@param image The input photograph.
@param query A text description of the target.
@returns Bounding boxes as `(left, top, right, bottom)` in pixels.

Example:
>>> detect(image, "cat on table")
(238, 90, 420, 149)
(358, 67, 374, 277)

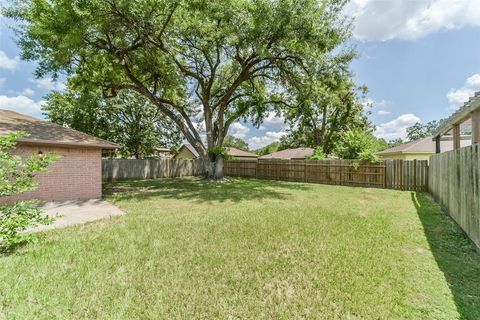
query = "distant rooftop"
(377, 136, 471, 155)
(181, 144, 200, 158)
(226, 147, 258, 158)
(0, 109, 119, 149)
(259, 147, 314, 160)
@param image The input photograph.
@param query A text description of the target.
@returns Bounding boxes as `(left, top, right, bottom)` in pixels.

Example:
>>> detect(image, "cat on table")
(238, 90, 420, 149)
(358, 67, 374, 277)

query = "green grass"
(1, 178, 480, 319)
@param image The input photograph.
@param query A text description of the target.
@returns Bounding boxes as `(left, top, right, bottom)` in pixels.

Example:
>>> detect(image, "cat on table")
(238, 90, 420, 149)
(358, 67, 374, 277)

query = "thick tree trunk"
(213, 154, 224, 180)
(202, 154, 224, 180)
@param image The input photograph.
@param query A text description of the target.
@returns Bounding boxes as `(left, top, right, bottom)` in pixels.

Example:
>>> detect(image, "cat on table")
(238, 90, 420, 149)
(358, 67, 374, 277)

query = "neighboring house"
(226, 147, 258, 160)
(174, 144, 199, 159)
(259, 147, 314, 160)
(0, 109, 119, 202)
(377, 136, 471, 161)
(153, 147, 173, 158)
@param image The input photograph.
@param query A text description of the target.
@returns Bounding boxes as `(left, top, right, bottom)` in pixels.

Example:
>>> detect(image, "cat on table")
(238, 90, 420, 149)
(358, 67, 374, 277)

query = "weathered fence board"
(102, 158, 206, 181)
(429, 144, 480, 249)
(224, 159, 428, 190)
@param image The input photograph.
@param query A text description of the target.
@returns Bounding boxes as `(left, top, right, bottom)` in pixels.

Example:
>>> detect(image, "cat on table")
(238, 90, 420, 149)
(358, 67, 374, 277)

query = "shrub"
(334, 129, 380, 162)
(308, 147, 327, 160)
(0, 132, 58, 251)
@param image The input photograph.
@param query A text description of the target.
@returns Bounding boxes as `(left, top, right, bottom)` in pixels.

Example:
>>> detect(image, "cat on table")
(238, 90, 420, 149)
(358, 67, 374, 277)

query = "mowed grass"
(1, 178, 480, 319)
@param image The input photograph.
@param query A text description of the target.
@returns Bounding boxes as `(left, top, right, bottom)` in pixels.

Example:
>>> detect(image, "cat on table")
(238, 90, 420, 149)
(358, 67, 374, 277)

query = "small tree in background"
(0, 133, 58, 251)
(406, 119, 445, 141)
(334, 129, 381, 162)
(223, 136, 250, 151)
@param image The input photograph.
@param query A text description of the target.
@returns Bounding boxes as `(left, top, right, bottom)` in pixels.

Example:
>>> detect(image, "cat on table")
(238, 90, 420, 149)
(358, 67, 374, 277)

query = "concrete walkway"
(28, 199, 125, 233)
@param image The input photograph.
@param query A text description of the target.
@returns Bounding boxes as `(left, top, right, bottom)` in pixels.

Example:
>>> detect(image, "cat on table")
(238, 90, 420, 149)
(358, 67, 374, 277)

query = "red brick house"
(0, 109, 118, 202)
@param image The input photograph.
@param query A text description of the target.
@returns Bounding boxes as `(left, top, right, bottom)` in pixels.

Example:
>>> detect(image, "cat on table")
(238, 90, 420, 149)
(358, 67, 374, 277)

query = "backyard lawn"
(1, 178, 479, 319)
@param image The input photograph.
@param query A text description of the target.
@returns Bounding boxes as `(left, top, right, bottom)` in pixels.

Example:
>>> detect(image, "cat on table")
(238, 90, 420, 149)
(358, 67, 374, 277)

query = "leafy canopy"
(5, 0, 354, 162)
(222, 135, 249, 151)
(406, 119, 445, 141)
(43, 81, 182, 159)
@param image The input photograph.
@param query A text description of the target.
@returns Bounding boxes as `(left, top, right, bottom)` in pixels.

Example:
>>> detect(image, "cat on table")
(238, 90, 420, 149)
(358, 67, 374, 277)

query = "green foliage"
(223, 136, 249, 151)
(282, 81, 374, 154)
(308, 147, 327, 160)
(406, 119, 445, 141)
(334, 129, 380, 162)
(388, 138, 404, 148)
(0, 133, 58, 250)
(43, 84, 182, 159)
(208, 146, 226, 156)
(5, 0, 356, 176)
(255, 142, 280, 156)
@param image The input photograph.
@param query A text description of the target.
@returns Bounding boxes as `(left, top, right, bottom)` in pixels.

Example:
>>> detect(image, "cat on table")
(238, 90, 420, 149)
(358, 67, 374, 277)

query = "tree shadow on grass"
(411, 192, 480, 319)
(104, 177, 310, 203)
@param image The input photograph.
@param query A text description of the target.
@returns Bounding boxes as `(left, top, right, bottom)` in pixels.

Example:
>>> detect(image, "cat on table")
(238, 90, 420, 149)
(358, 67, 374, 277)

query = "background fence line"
(102, 158, 206, 181)
(224, 159, 428, 191)
(102, 158, 428, 191)
(429, 144, 480, 250)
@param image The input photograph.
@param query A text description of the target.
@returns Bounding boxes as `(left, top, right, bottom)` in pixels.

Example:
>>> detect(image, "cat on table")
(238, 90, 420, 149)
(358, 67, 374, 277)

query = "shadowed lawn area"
(1, 177, 479, 319)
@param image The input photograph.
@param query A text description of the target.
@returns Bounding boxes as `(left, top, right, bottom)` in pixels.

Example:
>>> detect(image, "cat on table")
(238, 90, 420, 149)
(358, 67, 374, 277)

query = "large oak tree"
(6, 0, 355, 179)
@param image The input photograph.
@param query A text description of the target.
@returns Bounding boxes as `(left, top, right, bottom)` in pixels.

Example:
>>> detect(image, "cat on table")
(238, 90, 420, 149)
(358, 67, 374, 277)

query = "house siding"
(1, 144, 102, 203)
(174, 147, 197, 159)
(378, 153, 432, 161)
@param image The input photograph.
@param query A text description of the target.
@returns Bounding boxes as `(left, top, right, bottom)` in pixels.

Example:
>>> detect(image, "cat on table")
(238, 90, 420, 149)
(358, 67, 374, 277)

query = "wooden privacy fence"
(224, 159, 428, 191)
(102, 158, 206, 181)
(429, 144, 480, 249)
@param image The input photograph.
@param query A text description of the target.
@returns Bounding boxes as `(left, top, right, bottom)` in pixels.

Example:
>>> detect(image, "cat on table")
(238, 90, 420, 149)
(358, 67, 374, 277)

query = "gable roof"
(0, 109, 119, 149)
(226, 147, 258, 158)
(259, 147, 314, 160)
(377, 136, 471, 155)
(179, 144, 200, 158)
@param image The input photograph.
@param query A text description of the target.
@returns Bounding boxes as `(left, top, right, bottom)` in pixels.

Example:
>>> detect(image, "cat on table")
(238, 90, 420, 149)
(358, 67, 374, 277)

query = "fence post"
(383, 161, 387, 189)
(413, 159, 417, 191)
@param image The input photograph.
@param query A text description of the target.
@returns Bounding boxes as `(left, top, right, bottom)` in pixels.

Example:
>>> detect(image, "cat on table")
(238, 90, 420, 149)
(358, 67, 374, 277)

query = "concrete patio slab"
(28, 199, 125, 232)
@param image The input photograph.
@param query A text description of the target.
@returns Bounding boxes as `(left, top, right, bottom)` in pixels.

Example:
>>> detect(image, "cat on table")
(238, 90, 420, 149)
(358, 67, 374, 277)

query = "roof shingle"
(0, 109, 119, 149)
(259, 147, 314, 160)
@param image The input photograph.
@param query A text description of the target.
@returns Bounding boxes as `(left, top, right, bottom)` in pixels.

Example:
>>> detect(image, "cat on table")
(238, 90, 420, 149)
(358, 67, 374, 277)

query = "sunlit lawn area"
(1, 178, 479, 319)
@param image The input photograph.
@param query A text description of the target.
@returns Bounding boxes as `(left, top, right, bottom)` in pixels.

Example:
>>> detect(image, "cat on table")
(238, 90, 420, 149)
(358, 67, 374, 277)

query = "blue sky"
(1, 0, 479, 149)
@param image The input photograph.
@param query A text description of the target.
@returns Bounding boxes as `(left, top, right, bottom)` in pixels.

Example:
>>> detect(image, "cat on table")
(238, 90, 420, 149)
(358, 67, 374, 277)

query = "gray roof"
(0, 109, 119, 149)
(226, 147, 258, 158)
(377, 136, 471, 155)
(259, 147, 314, 160)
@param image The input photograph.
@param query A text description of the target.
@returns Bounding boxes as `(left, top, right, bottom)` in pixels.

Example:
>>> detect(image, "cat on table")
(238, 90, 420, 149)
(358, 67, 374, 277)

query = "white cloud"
(21, 88, 35, 97)
(0, 51, 19, 70)
(0, 95, 45, 117)
(31, 77, 66, 91)
(248, 131, 286, 150)
(375, 113, 420, 140)
(447, 74, 480, 109)
(264, 111, 285, 125)
(346, 0, 480, 41)
(377, 110, 391, 116)
(229, 122, 250, 139)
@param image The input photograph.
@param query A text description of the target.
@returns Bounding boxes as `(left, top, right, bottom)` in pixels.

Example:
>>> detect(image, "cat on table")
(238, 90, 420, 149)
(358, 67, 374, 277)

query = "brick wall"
(1, 144, 102, 203)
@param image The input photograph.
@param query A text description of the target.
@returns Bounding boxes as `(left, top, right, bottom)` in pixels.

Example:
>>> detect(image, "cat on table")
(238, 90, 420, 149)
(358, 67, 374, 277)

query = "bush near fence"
(429, 144, 480, 250)
(224, 159, 428, 191)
